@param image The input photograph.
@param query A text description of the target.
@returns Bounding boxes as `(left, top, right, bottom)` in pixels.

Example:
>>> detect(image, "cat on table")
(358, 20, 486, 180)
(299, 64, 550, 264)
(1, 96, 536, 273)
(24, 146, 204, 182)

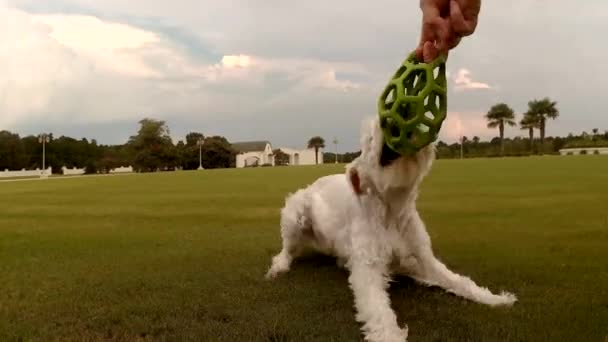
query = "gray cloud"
(2, 0, 607, 152)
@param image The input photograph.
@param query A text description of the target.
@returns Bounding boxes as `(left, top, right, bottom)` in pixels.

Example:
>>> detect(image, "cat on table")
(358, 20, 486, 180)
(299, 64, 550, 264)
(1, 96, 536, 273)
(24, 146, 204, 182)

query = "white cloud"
(3, 0, 607, 150)
(31, 13, 161, 77)
(221, 54, 251, 68)
(453, 68, 491, 91)
(439, 112, 491, 142)
(0, 6, 369, 134)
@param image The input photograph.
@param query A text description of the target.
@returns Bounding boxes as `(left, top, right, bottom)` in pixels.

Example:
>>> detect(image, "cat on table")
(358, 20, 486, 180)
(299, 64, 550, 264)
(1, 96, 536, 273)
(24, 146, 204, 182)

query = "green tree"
(84, 160, 98, 174)
(200, 136, 236, 169)
(520, 112, 540, 152)
(0, 131, 26, 170)
(185, 132, 205, 147)
(273, 149, 290, 166)
(485, 103, 516, 155)
(526, 98, 559, 154)
(127, 118, 176, 172)
(307, 136, 325, 165)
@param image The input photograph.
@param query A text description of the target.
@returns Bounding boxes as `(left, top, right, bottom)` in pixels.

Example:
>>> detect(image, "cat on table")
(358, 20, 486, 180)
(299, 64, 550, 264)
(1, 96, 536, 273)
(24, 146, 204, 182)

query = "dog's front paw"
(496, 291, 518, 306)
(264, 268, 283, 280)
(364, 325, 408, 342)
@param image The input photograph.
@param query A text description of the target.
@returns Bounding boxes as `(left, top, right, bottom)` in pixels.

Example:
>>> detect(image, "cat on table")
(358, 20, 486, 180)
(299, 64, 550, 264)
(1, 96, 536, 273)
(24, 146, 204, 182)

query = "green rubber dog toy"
(378, 51, 447, 156)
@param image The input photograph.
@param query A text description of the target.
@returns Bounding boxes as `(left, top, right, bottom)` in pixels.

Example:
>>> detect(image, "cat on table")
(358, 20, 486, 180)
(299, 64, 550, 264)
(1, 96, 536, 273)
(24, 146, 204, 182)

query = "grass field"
(1, 156, 608, 341)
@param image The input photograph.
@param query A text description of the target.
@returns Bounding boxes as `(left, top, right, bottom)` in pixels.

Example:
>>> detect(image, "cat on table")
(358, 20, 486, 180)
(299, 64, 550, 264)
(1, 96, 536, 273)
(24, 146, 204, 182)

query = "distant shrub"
(84, 161, 97, 174)
(564, 139, 608, 149)
(593, 150, 600, 155)
(580, 150, 588, 155)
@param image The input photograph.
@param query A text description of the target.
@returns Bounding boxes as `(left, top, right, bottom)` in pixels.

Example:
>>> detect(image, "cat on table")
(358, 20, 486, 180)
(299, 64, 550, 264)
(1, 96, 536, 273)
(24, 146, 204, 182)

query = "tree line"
(0, 119, 237, 173)
(323, 97, 607, 161)
(0, 119, 333, 173)
(1, 103, 606, 172)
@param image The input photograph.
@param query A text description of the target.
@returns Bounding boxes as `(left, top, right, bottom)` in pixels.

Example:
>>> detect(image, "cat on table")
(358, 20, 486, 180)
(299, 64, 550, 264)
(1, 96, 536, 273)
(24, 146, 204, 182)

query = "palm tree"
(485, 103, 516, 155)
(520, 112, 540, 152)
(307, 136, 325, 165)
(526, 98, 559, 154)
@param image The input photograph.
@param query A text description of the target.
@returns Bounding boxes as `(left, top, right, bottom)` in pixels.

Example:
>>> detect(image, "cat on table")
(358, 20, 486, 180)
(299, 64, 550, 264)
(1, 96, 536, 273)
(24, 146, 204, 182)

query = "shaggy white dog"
(265, 117, 516, 342)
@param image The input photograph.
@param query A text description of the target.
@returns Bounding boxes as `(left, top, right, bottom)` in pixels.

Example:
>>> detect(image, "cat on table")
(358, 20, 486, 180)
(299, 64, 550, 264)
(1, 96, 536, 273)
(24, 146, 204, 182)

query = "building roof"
(231, 141, 270, 153)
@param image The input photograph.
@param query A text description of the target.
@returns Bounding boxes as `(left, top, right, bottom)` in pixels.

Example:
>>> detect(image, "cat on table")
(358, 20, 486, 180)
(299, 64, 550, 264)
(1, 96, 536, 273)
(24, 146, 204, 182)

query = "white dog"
(265, 117, 516, 342)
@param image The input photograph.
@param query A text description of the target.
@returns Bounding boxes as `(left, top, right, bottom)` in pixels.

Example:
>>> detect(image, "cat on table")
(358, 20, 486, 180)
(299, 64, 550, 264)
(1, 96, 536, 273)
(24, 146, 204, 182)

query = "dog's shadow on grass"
(282, 251, 452, 302)
(273, 252, 465, 314)
(264, 252, 486, 341)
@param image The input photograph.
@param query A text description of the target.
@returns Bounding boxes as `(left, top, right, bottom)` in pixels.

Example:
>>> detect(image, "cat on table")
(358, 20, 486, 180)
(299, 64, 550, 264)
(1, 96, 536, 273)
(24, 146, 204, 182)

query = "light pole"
(460, 136, 464, 159)
(333, 137, 339, 164)
(197, 137, 205, 170)
(38, 133, 50, 178)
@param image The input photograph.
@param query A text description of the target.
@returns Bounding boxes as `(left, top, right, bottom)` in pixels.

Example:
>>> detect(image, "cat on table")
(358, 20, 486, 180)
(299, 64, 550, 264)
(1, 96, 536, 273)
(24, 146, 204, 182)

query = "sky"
(1, 0, 607, 152)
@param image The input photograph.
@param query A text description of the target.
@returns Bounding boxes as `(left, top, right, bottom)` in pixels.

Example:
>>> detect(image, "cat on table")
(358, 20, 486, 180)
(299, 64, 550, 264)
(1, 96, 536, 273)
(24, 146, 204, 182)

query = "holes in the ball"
(397, 102, 417, 122)
(433, 66, 440, 81)
(403, 70, 426, 96)
(393, 66, 408, 79)
(424, 112, 434, 121)
(418, 124, 430, 133)
(382, 85, 397, 110)
(413, 75, 421, 90)
(386, 118, 400, 138)
(435, 95, 441, 110)
(390, 125, 400, 138)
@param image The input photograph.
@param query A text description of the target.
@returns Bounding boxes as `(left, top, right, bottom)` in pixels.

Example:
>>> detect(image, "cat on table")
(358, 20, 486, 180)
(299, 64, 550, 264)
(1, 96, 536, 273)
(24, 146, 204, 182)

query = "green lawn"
(1, 156, 607, 341)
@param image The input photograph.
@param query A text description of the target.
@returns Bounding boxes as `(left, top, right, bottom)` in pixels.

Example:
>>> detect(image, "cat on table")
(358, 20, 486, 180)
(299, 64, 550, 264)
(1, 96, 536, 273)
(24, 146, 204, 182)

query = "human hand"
(416, 0, 481, 63)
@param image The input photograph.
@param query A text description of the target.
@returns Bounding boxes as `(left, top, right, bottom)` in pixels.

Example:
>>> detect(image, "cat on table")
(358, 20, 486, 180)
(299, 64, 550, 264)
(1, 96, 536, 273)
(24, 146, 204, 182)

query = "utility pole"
(460, 136, 464, 159)
(333, 137, 339, 164)
(38, 133, 50, 178)
(197, 137, 205, 170)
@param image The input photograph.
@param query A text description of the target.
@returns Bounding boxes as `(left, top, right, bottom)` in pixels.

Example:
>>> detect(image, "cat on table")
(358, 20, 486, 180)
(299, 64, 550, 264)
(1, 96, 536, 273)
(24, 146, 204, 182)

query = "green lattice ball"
(378, 52, 447, 156)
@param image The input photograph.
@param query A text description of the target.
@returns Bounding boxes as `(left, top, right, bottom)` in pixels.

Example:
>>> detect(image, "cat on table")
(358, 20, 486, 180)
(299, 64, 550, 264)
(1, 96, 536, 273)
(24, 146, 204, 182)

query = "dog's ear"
(348, 167, 363, 195)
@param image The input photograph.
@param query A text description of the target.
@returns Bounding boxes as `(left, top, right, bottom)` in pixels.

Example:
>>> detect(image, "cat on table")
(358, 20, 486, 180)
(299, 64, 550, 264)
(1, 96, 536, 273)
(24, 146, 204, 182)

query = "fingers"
(417, 0, 480, 63)
(450, 0, 477, 36)
(446, 34, 462, 50)
(417, 16, 450, 62)
(434, 18, 452, 54)
(423, 41, 439, 63)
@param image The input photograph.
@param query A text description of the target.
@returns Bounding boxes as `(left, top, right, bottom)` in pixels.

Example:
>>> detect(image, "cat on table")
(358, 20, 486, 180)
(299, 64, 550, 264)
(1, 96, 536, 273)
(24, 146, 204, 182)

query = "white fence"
(0, 167, 52, 178)
(559, 147, 608, 155)
(0, 165, 134, 178)
(110, 166, 133, 174)
(62, 166, 85, 176)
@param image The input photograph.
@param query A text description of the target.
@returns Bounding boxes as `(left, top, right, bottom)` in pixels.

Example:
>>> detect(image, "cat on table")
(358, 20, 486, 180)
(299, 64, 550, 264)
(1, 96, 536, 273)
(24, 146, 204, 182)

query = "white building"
(278, 147, 324, 166)
(233, 141, 275, 168)
(232, 141, 324, 168)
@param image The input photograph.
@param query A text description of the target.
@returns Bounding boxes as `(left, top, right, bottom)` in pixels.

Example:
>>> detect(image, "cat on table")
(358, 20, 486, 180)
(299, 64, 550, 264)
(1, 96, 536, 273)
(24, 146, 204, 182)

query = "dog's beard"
(347, 117, 436, 196)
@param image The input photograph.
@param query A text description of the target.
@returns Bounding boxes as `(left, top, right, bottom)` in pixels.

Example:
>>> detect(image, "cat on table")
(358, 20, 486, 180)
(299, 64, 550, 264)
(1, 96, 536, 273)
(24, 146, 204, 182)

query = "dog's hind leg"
(265, 191, 312, 279)
(405, 214, 517, 306)
(410, 251, 517, 306)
